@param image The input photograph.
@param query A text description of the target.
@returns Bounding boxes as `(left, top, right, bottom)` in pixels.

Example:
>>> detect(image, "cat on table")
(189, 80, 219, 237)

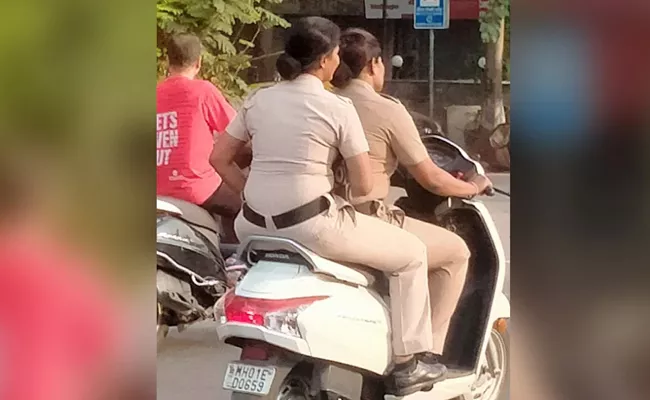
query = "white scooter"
(214, 134, 510, 400)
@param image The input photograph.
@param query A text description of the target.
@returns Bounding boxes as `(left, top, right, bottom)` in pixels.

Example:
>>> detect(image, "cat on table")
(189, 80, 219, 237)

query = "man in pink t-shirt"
(157, 33, 244, 240)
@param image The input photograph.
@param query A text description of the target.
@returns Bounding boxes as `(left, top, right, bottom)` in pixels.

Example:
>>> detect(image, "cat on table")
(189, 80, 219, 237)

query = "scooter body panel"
(221, 260, 393, 375)
(462, 200, 510, 372)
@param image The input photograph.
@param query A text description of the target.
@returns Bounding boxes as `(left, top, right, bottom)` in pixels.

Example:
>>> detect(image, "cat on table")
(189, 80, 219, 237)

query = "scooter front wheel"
(470, 326, 510, 400)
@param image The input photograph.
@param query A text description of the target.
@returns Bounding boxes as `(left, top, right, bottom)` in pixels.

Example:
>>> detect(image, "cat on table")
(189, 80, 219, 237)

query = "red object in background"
(592, 23, 650, 120)
(451, 0, 481, 19)
(520, 0, 650, 121)
(0, 228, 121, 400)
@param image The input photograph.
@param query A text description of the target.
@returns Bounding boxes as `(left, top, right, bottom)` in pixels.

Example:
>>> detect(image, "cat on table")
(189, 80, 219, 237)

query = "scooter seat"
(334, 261, 378, 286)
(240, 236, 389, 293)
(157, 196, 220, 233)
(338, 263, 389, 295)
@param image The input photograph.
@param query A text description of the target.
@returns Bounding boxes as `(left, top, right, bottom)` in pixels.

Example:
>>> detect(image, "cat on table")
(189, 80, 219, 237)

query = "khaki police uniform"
(335, 79, 470, 354)
(225, 74, 433, 356)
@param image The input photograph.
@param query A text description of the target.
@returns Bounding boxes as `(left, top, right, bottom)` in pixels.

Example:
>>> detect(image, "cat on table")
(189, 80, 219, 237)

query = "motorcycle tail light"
(223, 293, 329, 338)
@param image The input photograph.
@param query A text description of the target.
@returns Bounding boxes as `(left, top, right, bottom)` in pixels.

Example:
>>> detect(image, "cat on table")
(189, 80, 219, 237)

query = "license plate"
(222, 363, 276, 396)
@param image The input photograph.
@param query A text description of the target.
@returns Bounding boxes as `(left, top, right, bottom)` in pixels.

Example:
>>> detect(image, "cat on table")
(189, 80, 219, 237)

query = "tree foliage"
(479, 0, 510, 79)
(479, 0, 509, 43)
(156, 0, 289, 105)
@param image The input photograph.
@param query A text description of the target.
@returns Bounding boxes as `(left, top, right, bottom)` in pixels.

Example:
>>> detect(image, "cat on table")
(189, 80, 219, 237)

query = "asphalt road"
(157, 174, 511, 400)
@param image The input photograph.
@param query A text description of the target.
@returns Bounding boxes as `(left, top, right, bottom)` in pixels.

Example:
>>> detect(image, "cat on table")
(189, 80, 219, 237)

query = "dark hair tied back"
(276, 17, 341, 81)
(332, 28, 382, 89)
(276, 53, 303, 80)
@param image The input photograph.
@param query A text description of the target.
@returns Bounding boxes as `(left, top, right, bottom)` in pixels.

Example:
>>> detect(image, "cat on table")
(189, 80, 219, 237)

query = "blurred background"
(0, 0, 155, 398)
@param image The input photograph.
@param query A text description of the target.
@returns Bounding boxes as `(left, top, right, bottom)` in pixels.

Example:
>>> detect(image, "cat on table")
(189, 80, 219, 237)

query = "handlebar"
(484, 186, 496, 197)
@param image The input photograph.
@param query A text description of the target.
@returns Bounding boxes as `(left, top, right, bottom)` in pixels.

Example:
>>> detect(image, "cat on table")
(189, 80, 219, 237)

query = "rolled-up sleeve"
(338, 102, 370, 159)
(225, 111, 249, 142)
(226, 96, 253, 142)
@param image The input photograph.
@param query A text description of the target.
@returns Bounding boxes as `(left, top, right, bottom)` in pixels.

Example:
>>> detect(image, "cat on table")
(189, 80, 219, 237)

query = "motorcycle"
(214, 134, 509, 400)
(156, 196, 246, 344)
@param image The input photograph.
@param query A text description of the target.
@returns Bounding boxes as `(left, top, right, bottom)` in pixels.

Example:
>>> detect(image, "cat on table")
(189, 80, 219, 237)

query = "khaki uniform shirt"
(335, 79, 429, 204)
(225, 74, 369, 215)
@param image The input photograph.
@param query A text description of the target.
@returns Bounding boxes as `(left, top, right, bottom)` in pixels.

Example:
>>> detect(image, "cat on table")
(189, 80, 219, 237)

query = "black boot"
(417, 351, 443, 364)
(388, 357, 447, 397)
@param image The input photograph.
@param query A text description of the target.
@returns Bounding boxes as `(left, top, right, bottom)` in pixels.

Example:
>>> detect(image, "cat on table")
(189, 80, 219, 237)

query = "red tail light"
(223, 292, 329, 328)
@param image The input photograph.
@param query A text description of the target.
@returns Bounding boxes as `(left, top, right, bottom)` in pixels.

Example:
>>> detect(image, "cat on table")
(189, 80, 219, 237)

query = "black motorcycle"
(156, 196, 245, 344)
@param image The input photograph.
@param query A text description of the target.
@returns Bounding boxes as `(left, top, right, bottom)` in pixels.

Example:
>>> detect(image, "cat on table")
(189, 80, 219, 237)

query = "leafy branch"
(479, 0, 510, 80)
(479, 0, 510, 43)
(156, 0, 289, 104)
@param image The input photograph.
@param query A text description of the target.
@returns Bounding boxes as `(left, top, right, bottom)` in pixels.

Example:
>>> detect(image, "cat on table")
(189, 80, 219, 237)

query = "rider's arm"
(389, 106, 481, 198)
(233, 142, 252, 169)
(338, 102, 373, 197)
(345, 154, 373, 197)
(210, 109, 249, 194)
(407, 160, 479, 198)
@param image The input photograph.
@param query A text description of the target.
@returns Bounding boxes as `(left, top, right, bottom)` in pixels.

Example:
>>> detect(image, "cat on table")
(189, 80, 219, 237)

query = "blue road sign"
(414, 0, 450, 30)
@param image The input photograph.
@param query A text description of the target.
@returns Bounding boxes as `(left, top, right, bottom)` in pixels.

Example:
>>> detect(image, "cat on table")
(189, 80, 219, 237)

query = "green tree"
(478, 0, 510, 131)
(156, 0, 289, 105)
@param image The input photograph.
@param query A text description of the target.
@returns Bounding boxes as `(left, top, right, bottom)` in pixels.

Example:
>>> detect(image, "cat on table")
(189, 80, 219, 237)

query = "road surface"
(157, 174, 510, 399)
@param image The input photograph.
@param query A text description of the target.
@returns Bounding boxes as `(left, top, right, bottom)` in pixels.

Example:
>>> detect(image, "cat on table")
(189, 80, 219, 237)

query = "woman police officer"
(331, 27, 493, 375)
(210, 17, 444, 395)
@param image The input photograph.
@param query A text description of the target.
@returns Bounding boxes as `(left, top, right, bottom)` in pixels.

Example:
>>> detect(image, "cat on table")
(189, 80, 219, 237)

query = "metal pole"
(429, 29, 435, 119)
(382, 0, 388, 41)
(382, 0, 388, 62)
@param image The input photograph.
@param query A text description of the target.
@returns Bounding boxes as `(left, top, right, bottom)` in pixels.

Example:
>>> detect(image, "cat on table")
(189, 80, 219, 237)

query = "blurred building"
(250, 0, 510, 120)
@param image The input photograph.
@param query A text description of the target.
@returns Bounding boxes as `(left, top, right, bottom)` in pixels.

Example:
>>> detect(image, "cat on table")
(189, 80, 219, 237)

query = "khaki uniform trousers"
(355, 201, 470, 354)
(234, 193, 434, 356)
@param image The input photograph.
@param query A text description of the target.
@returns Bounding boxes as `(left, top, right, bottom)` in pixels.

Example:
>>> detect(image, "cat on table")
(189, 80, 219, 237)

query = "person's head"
(331, 28, 384, 91)
(166, 33, 202, 78)
(276, 17, 341, 82)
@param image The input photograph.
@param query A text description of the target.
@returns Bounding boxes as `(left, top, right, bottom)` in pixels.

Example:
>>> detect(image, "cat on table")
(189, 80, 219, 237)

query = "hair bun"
(276, 53, 302, 81)
(331, 59, 354, 88)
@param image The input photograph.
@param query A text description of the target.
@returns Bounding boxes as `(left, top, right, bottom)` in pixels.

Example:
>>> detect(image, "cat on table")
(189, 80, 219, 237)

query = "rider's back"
(335, 79, 429, 205)
(156, 76, 235, 204)
(237, 75, 361, 215)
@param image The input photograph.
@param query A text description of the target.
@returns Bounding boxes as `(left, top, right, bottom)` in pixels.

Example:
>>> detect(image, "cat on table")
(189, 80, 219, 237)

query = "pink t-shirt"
(156, 76, 236, 204)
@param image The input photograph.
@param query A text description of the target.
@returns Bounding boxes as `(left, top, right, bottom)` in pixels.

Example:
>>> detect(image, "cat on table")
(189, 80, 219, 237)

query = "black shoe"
(388, 358, 448, 397)
(417, 351, 442, 364)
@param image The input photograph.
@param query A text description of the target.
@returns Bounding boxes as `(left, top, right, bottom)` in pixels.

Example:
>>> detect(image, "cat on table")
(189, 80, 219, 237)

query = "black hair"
(331, 28, 382, 88)
(166, 33, 202, 68)
(276, 17, 341, 81)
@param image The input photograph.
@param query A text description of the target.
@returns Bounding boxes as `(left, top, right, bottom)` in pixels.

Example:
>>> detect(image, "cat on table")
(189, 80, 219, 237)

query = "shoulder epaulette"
(379, 93, 402, 105)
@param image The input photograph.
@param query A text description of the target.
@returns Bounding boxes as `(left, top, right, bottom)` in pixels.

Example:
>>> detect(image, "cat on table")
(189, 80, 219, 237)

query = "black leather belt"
(242, 196, 330, 230)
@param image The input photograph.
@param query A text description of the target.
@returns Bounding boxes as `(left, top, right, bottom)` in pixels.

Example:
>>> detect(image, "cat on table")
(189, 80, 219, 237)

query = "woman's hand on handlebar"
(472, 175, 494, 196)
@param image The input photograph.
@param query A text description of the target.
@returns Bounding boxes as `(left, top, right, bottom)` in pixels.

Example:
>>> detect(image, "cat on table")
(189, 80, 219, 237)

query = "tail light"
(219, 291, 329, 338)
